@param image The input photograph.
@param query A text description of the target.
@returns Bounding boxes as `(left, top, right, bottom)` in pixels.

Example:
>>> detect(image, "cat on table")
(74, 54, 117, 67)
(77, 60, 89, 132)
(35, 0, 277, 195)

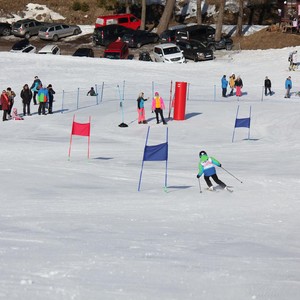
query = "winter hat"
(199, 150, 207, 157)
(155, 91, 159, 96)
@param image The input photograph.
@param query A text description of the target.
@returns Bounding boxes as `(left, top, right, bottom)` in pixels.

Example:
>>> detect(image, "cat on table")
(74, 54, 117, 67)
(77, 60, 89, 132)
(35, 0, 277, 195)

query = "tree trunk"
(215, 0, 225, 41)
(196, 0, 202, 24)
(140, 0, 146, 30)
(235, 0, 244, 37)
(156, 0, 176, 35)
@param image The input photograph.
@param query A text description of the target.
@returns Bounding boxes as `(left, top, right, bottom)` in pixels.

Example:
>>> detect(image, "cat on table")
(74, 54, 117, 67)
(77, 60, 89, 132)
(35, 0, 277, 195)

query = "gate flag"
(138, 127, 169, 191)
(232, 105, 251, 142)
(68, 115, 91, 159)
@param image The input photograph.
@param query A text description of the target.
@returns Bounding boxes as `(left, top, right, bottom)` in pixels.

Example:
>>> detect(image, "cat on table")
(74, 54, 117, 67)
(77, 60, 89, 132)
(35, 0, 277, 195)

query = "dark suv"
(176, 39, 214, 62)
(93, 24, 134, 46)
(175, 25, 233, 51)
(12, 19, 48, 39)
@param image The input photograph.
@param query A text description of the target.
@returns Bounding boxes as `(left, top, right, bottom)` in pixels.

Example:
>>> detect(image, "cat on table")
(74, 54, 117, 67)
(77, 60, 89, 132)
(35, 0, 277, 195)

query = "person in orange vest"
(151, 91, 167, 125)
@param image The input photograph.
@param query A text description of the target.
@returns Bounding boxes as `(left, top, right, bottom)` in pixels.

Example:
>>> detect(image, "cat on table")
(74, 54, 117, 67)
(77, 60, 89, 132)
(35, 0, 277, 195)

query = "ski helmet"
(199, 150, 207, 157)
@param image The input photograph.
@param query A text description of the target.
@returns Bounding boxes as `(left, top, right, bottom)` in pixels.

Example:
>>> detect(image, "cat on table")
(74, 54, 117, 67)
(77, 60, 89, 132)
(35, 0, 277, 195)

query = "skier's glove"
(196, 174, 200, 178)
(219, 164, 222, 167)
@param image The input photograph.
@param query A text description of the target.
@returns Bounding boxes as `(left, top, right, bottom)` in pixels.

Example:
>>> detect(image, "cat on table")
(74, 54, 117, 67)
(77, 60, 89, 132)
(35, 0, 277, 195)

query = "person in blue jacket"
(221, 75, 228, 97)
(196, 150, 228, 191)
(285, 76, 292, 98)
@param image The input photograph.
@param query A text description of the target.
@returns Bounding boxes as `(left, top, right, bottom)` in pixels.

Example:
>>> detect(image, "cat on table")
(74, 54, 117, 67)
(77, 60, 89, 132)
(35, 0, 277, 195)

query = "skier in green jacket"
(196, 150, 228, 191)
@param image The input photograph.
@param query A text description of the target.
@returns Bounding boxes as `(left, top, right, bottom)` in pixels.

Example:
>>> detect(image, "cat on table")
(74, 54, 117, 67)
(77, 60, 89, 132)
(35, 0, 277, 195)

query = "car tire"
(53, 35, 59, 42)
(24, 32, 30, 39)
(74, 29, 80, 35)
(193, 57, 198, 62)
(137, 42, 142, 48)
(226, 44, 233, 51)
(209, 44, 216, 52)
(2, 28, 11, 36)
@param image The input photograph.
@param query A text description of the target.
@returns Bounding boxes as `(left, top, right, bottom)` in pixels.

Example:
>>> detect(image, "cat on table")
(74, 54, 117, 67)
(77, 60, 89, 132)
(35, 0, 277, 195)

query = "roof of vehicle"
(94, 24, 128, 31)
(97, 13, 138, 19)
(14, 18, 39, 23)
(38, 44, 59, 53)
(105, 41, 128, 51)
(154, 43, 178, 49)
(12, 39, 29, 50)
(73, 48, 94, 56)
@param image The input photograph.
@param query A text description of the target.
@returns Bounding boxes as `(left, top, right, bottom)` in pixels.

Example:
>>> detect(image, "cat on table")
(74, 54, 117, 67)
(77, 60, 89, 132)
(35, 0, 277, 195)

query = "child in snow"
(11, 108, 23, 120)
(221, 75, 228, 97)
(137, 92, 148, 124)
(229, 74, 235, 96)
(235, 75, 243, 97)
(87, 87, 97, 96)
(196, 150, 228, 191)
(285, 76, 292, 98)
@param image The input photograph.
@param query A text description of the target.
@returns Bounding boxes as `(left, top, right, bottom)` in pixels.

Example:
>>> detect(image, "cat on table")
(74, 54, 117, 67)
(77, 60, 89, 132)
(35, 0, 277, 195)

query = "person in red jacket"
(0, 90, 10, 121)
(151, 91, 167, 125)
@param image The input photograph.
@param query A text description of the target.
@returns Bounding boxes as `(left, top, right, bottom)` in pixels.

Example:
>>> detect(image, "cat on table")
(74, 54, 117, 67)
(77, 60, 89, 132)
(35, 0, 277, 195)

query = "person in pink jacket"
(151, 91, 167, 125)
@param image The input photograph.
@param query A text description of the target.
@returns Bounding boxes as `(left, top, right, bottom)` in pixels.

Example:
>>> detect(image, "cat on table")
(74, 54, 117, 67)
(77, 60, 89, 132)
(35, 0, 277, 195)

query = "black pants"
(3, 110, 9, 121)
(23, 102, 31, 115)
(222, 88, 227, 97)
(155, 108, 166, 124)
(48, 99, 53, 113)
(38, 102, 46, 115)
(204, 174, 226, 188)
(33, 91, 38, 105)
(265, 87, 272, 96)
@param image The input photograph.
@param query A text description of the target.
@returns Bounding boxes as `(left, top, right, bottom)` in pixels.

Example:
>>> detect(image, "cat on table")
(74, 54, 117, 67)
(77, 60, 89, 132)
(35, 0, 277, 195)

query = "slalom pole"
(221, 166, 243, 183)
(198, 177, 202, 193)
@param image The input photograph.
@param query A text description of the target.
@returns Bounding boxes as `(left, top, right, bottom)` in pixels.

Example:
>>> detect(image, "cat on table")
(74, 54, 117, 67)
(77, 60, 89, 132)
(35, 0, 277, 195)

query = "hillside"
(1, 1, 300, 50)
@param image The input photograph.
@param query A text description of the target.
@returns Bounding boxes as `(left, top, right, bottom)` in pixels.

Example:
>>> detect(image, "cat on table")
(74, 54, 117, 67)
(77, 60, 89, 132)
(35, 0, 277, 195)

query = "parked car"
(159, 25, 188, 43)
(153, 43, 185, 63)
(0, 22, 12, 36)
(175, 24, 233, 51)
(104, 40, 129, 59)
(122, 30, 159, 48)
(38, 44, 61, 55)
(176, 39, 214, 62)
(72, 47, 94, 57)
(12, 19, 48, 39)
(95, 14, 141, 30)
(139, 51, 153, 62)
(10, 39, 36, 53)
(93, 24, 134, 46)
(38, 24, 82, 41)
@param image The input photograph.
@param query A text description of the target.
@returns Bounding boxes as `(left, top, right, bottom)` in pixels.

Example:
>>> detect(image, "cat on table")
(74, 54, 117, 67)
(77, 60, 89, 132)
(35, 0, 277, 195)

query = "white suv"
(38, 44, 61, 55)
(153, 43, 185, 63)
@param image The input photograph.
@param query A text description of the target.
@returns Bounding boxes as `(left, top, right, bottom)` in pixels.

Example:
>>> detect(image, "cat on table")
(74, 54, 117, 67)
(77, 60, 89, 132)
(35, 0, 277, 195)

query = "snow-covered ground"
(0, 40, 300, 300)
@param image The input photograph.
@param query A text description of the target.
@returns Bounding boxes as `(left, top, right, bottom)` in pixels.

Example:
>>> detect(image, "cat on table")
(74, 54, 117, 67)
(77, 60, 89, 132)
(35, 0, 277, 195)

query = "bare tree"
(215, 0, 226, 41)
(235, 0, 244, 37)
(140, 0, 146, 30)
(196, 0, 202, 24)
(156, 0, 176, 35)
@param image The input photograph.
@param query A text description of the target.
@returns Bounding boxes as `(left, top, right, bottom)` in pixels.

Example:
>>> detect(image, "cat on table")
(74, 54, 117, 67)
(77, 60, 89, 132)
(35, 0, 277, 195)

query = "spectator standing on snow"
(264, 76, 272, 96)
(6, 87, 16, 117)
(221, 75, 228, 97)
(37, 85, 49, 115)
(1, 90, 10, 121)
(47, 84, 55, 114)
(30, 76, 42, 105)
(235, 75, 243, 97)
(20, 84, 32, 116)
(137, 92, 148, 124)
(285, 76, 292, 98)
(229, 74, 235, 96)
(196, 150, 229, 191)
(152, 91, 167, 125)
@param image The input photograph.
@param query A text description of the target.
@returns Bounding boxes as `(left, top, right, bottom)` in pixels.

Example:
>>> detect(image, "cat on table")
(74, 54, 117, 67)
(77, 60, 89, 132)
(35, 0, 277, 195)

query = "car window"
(118, 17, 128, 24)
(55, 25, 62, 30)
(53, 47, 59, 54)
(28, 22, 35, 28)
(62, 25, 69, 29)
(130, 16, 138, 22)
(23, 46, 34, 53)
(49, 27, 54, 32)
(163, 46, 180, 55)
(154, 47, 162, 55)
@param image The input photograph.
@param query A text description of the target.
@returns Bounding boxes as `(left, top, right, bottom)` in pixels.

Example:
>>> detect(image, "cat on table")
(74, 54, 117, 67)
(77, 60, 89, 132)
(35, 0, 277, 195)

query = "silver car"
(12, 19, 47, 39)
(38, 24, 82, 41)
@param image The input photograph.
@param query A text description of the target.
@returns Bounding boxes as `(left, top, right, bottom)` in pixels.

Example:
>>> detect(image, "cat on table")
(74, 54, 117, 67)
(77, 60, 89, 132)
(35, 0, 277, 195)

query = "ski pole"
(198, 177, 202, 193)
(221, 166, 243, 183)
